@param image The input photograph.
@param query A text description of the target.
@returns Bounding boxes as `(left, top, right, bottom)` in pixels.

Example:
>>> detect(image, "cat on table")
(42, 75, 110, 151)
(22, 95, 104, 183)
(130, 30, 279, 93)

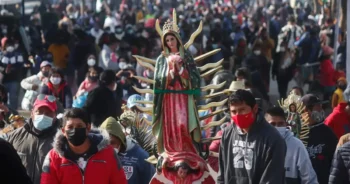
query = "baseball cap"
(40, 61, 52, 68)
(300, 94, 323, 107)
(33, 94, 57, 112)
(127, 94, 145, 109)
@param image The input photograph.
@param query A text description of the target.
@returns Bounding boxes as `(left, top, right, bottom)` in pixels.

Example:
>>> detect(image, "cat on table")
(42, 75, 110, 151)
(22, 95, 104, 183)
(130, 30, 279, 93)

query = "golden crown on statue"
(163, 19, 180, 33)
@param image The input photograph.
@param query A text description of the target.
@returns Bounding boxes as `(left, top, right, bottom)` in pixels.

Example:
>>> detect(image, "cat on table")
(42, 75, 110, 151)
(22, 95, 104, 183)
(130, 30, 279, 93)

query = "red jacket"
(325, 102, 350, 139)
(320, 59, 336, 87)
(41, 129, 127, 184)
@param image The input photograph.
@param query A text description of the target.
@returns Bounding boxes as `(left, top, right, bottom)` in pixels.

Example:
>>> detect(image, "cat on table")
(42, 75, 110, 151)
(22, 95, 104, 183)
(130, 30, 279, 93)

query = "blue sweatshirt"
(118, 138, 155, 184)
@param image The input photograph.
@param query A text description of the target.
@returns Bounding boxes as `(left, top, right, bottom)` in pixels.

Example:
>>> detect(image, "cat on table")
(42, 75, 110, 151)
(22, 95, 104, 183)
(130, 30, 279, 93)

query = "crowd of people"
(0, 0, 349, 183)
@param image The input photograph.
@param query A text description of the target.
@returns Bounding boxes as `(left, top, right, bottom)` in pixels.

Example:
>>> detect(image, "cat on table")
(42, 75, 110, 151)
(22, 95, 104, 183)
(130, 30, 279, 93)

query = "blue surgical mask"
(33, 114, 53, 131)
(275, 127, 287, 136)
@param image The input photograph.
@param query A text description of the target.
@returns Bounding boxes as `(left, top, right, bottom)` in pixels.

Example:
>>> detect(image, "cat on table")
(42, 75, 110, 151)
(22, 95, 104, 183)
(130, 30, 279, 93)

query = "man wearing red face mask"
(217, 89, 286, 184)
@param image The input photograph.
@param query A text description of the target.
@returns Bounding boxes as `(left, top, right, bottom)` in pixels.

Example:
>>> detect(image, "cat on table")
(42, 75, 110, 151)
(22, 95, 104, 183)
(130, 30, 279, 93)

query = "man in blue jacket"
(100, 117, 155, 184)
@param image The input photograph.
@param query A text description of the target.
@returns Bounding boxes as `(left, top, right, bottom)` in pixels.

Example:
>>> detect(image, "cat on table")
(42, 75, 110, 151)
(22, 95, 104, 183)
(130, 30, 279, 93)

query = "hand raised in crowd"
(116, 70, 124, 78)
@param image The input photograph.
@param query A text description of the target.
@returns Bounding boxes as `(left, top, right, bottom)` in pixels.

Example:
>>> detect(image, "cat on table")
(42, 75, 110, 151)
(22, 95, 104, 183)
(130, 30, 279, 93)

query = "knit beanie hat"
(100, 117, 126, 149)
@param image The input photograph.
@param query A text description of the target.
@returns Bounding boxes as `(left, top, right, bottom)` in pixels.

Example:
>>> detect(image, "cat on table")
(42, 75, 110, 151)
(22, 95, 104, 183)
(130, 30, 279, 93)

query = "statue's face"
(177, 167, 188, 178)
(290, 104, 296, 112)
(165, 34, 177, 51)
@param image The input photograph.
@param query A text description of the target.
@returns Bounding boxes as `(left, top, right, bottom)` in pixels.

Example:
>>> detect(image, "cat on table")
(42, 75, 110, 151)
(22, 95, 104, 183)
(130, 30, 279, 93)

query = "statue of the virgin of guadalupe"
(131, 9, 230, 184)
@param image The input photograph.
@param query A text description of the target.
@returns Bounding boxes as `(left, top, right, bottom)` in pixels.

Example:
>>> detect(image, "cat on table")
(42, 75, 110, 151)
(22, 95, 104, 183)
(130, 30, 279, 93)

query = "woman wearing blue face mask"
(41, 68, 72, 109)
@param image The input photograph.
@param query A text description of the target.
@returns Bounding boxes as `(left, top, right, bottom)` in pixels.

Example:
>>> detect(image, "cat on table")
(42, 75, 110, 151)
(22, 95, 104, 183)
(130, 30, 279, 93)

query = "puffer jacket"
(329, 141, 350, 183)
(20, 72, 48, 110)
(217, 112, 286, 183)
(280, 128, 318, 184)
(41, 128, 127, 184)
(6, 119, 59, 184)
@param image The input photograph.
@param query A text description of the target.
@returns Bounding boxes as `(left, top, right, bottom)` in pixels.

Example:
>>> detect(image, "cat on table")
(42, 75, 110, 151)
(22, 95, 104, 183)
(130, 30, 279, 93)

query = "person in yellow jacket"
(332, 77, 347, 108)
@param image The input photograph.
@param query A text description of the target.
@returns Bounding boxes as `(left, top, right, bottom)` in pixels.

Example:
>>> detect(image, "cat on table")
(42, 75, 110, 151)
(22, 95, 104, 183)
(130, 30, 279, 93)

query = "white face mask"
(141, 30, 149, 38)
(119, 61, 127, 70)
(254, 50, 261, 55)
(50, 77, 61, 85)
(248, 21, 254, 27)
(115, 147, 119, 154)
(141, 83, 148, 88)
(6, 46, 14, 52)
(87, 58, 96, 66)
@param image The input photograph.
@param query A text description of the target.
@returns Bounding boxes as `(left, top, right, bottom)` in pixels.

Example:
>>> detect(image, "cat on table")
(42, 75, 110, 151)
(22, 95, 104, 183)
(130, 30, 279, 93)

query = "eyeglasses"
(37, 94, 56, 102)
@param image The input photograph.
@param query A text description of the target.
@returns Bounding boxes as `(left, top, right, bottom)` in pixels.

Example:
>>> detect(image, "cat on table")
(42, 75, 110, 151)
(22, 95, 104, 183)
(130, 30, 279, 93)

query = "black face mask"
(42, 71, 49, 77)
(66, 128, 87, 146)
(340, 85, 347, 91)
(88, 75, 98, 82)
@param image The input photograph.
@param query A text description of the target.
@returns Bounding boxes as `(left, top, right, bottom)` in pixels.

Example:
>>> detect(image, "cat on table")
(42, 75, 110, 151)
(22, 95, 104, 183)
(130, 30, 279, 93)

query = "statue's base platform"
(150, 171, 215, 184)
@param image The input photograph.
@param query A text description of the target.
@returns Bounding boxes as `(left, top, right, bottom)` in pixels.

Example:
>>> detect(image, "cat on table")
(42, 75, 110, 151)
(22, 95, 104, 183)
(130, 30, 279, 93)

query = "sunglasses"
(37, 94, 56, 102)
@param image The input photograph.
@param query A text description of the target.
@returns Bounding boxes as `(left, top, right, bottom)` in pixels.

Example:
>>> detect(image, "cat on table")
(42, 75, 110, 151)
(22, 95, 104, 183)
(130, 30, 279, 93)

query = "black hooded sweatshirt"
(217, 112, 286, 184)
(306, 122, 337, 184)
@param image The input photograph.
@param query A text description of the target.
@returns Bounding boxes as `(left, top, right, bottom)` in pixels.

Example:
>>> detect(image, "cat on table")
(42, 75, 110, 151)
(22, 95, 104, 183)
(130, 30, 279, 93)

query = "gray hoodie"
(278, 128, 319, 184)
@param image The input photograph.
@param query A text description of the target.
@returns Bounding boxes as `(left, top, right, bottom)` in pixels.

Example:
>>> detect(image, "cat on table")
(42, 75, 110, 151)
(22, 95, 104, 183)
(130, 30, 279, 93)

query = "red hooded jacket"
(41, 129, 127, 184)
(320, 59, 336, 87)
(325, 102, 350, 139)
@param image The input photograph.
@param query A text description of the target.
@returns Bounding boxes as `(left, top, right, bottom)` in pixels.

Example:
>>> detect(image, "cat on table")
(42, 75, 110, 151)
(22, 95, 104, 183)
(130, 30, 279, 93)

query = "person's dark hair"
(266, 106, 286, 120)
(235, 67, 251, 81)
(49, 68, 65, 80)
(49, 68, 64, 77)
(229, 89, 256, 108)
(88, 65, 103, 74)
(99, 70, 116, 86)
(107, 33, 120, 46)
(290, 86, 304, 96)
(242, 79, 252, 88)
(288, 16, 296, 23)
(63, 108, 91, 127)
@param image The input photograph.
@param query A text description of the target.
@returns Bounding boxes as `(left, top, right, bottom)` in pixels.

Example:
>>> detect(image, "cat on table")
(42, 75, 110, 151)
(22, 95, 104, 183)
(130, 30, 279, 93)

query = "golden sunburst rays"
(279, 93, 310, 146)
